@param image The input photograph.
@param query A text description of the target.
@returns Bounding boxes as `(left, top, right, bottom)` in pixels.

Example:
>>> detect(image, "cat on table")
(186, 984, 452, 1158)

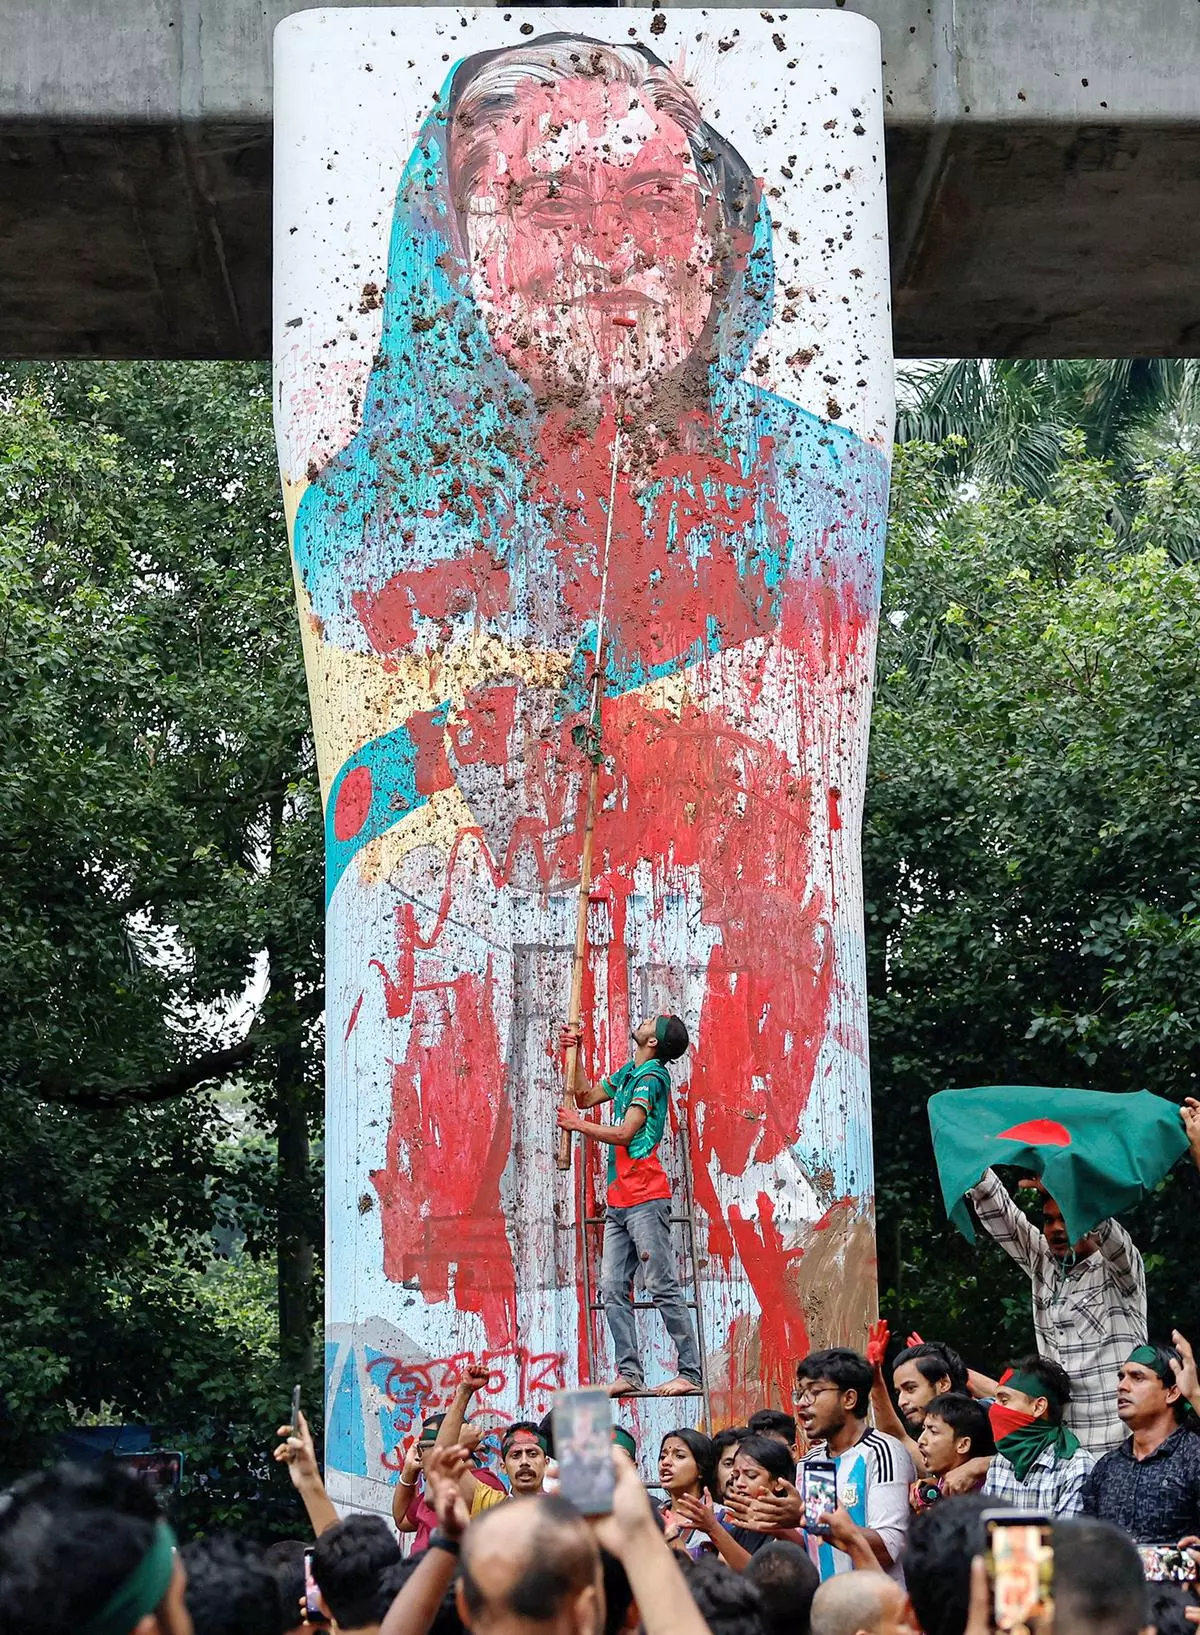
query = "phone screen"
(552, 1388, 615, 1516)
(801, 1460, 837, 1532)
(985, 1513, 1054, 1635)
(303, 1548, 327, 1625)
(1139, 1546, 1199, 1584)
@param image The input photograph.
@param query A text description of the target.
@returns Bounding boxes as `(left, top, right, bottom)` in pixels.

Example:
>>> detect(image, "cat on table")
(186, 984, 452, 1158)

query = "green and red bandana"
(928, 1085, 1188, 1244)
(989, 1368, 1080, 1481)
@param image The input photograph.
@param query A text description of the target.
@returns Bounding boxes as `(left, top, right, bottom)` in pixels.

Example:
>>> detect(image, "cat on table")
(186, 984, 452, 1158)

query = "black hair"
(0, 1460, 166, 1635)
(735, 1434, 796, 1485)
(743, 1540, 819, 1635)
(181, 1535, 285, 1635)
(921, 1393, 995, 1459)
(681, 1555, 767, 1635)
(311, 1512, 403, 1630)
(264, 1539, 308, 1633)
(1055, 1517, 1148, 1635)
(660, 1427, 717, 1497)
(460, 1496, 597, 1623)
(655, 1014, 690, 1063)
(903, 1493, 992, 1635)
(796, 1348, 873, 1420)
(600, 1545, 635, 1635)
(502, 1421, 548, 1456)
(747, 1410, 797, 1447)
(713, 1426, 752, 1458)
(1007, 1354, 1072, 1426)
(537, 1410, 556, 1460)
(376, 1557, 464, 1635)
(894, 1342, 969, 1395)
(1145, 1584, 1196, 1635)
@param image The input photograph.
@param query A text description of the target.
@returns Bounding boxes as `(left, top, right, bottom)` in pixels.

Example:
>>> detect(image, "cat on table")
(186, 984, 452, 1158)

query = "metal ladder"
(574, 1099, 713, 1428)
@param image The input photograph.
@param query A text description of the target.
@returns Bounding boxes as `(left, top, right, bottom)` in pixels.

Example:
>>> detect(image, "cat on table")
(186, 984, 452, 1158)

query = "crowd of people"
(9, 1154, 1200, 1635)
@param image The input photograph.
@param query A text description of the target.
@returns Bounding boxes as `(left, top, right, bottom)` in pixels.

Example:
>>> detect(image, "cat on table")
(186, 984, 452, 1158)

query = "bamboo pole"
(556, 693, 602, 1172)
(557, 422, 621, 1172)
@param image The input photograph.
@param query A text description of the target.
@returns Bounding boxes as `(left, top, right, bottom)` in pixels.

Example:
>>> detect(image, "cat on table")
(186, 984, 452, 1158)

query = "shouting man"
(968, 1170, 1145, 1452)
(558, 1014, 701, 1397)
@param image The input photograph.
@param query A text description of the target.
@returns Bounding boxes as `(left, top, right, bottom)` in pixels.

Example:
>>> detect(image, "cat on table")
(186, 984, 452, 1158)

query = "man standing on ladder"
(557, 1014, 703, 1398)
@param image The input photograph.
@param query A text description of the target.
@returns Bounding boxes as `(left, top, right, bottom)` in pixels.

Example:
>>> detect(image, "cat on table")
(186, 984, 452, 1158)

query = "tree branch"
(33, 1030, 260, 1110)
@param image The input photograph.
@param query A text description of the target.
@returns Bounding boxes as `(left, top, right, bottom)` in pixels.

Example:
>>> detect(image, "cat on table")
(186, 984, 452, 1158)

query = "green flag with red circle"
(928, 1085, 1189, 1244)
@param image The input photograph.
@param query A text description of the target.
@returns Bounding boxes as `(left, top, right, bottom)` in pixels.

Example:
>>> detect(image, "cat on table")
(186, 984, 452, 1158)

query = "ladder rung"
(588, 1299, 701, 1312)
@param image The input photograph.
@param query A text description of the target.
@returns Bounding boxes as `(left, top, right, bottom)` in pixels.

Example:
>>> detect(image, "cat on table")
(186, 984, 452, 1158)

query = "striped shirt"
(969, 1169, 1146, 1453)
(800, 1429, 914, 1583)
(983, 1442, 1095, 1516)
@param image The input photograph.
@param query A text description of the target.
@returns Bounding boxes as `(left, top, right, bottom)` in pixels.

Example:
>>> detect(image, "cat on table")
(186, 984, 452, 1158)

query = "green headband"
(1128, 1345, 1177, 1383)
(79, 1520, 177, 1635)
(612, 1427, 637, 1458)
(1002, 1369, 1066, 1406)
(655, 1017, 668, 1045)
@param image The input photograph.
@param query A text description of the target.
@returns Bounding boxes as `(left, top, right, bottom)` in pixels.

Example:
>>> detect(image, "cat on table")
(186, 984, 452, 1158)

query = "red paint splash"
(370, 963, 517, 1346)
(334, 765, 373, 841)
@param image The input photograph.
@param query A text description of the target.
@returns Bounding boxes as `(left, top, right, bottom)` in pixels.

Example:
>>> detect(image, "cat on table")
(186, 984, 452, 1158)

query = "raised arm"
(1089, 1216, 1145, 1299)
(597, 1454, 720, 1635)
(381, 1448, 471, 1635)
(274, 1411, 340, 1537)
(434, 1364, 493, 1505)
(559, 1025, 614, 1110)
(967, 1168, 1046, 1276)
(866, 1320, 923, 1467)
(392, 1440, 423, 1532)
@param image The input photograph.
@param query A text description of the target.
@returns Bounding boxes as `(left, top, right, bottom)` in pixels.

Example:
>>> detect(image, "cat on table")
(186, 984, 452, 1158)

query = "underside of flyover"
(3, 0, 1200, 359)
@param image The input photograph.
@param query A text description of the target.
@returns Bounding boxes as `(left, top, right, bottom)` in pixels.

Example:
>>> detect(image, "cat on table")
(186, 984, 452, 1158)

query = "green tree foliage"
(0, 363, 322, 1529)
(868, 435, 1200, 1366)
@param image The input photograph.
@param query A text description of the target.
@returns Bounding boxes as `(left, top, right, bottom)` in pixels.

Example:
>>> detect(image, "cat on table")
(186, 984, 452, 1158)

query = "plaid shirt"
(969, 1170, 1146, 1454)
(983, 1441, 1095, 1516)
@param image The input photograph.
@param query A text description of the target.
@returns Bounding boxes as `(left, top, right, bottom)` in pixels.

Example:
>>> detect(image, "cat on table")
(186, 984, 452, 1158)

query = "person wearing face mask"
(982, 1354, 1095, 1514)
(967, 1169, 1145, 1454)
(557, 1013, 701, 1398)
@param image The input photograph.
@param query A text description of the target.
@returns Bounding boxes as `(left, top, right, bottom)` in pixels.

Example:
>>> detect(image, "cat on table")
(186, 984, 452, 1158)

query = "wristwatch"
(428, 1531, 461, 1556)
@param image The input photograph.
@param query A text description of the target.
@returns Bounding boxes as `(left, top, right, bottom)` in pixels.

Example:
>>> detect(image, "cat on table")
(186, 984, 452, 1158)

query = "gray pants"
(599, 1197, 702, 1386)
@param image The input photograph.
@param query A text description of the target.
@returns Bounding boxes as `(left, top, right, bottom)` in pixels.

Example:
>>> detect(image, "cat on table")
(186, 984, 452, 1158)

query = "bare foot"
(655, 1377, 702, 1397)
(607, 1376, 642, 1397)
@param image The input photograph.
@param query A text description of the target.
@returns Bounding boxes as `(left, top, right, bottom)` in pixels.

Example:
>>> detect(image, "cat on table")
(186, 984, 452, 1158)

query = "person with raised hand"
(866, 1321, 993, 1493)
(274, 1407, 340, 1536)
(381, 1445, 473, 1635)
(592, 1447, 716, 1635)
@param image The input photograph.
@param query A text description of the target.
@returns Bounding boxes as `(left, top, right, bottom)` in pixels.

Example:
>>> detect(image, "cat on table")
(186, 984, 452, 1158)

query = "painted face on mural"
(458, 76, 718, 402)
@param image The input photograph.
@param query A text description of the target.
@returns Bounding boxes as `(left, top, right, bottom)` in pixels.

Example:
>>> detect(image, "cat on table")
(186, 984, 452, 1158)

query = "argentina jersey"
(802, 1429, 915, 1583)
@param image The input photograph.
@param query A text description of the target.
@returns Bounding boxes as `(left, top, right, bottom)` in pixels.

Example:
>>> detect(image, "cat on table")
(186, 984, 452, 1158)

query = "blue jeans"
(599, 1197, 702, 1386)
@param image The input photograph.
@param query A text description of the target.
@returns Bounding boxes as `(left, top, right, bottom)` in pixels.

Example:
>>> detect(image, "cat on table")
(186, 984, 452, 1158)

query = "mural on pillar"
(274, 7, 892, 1512)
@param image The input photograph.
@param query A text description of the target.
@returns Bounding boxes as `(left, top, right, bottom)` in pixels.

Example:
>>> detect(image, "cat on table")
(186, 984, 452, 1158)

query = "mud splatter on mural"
(274, 7, 893, 1514)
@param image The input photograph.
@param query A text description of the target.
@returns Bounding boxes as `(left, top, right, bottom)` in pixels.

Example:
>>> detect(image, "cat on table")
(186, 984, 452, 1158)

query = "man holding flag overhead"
(929, 1086, 1190, 1455)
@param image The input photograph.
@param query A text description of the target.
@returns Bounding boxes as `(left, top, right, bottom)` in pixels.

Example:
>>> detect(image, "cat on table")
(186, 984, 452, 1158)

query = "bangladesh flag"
(928, 1086, 1188, 1244)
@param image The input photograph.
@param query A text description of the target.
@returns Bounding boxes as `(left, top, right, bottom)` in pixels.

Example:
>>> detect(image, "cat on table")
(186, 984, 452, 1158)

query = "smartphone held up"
(552, 1388, 615, 1516)
(984, 1510, 1054, 1635)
